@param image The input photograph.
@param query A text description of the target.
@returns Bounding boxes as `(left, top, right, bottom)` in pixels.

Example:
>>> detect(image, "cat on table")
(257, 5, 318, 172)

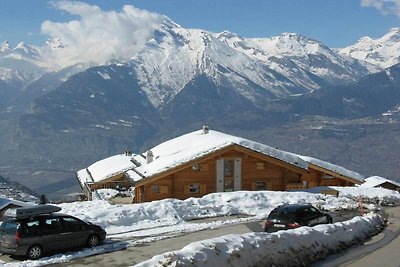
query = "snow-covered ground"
(136, 213, 385, 267)
(1, 186, 399, 266)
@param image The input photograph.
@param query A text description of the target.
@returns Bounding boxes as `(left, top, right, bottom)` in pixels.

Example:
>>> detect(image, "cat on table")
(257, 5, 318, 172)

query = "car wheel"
(27, 245, 42, 260)
(327, 216, 333, 224)
(87, 234, 101, 247)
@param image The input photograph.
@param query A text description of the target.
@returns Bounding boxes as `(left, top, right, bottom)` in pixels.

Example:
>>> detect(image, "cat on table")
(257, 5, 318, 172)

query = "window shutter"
(251, 183, 257, 191)
(200, 184, 207, 194)
(184, 185, 189, 195)
(160, 185, 169, 194)
(266, 182, 273, 190)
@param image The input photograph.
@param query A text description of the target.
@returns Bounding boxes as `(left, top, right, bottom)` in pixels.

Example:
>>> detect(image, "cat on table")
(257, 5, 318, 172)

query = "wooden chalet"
(76, 127, 365, 202)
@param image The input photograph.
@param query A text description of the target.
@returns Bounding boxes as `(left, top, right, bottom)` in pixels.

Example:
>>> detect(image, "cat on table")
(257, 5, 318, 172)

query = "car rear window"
(268, 210, 295, 220)
(0, 220, 20, 235)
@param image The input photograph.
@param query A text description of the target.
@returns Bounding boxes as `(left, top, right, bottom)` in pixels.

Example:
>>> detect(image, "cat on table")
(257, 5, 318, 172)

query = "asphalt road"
(314, 206, 400, 267)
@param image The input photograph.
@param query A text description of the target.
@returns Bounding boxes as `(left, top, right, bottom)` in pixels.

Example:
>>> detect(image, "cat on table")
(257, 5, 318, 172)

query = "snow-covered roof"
(360, 176, 400, 188)
(128, 129, 308, 182)
(298, 155, 365, 183)
(0, 197, 30, 210)
(76, 153, 138, 185)
(78, 129, 367, 186)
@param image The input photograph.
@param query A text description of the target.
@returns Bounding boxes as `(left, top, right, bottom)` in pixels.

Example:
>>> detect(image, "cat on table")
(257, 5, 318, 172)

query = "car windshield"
(0, 220, 19, 235)
(268, 210, 295, 220)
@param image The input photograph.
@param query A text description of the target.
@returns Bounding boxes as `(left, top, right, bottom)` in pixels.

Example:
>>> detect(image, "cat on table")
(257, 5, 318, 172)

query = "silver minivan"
(0, 205, 106, 259)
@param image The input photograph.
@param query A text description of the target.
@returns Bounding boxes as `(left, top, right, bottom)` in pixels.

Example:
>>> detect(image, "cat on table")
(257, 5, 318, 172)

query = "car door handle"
(61, 232, 72, 235)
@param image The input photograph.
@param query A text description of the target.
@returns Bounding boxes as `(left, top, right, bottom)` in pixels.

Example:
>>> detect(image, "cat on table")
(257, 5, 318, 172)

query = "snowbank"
(57, 191, 360, 235)
(135, 213, 385, 267)
(332, 186, 400, 206)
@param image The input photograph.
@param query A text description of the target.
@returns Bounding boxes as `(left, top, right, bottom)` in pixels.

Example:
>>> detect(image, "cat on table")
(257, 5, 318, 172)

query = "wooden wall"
(135, 149, 304, 203)
(300, 169, 353, 187)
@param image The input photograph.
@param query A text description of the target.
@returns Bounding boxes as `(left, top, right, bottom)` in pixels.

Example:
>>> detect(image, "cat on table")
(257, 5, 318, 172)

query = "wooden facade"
(133, 144, 360, 203)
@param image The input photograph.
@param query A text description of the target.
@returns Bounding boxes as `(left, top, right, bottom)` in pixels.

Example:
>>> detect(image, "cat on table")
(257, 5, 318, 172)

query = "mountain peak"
(339, 28, 400, 70)
(0, 40, 10, 52)
(217, 30, 241, 39)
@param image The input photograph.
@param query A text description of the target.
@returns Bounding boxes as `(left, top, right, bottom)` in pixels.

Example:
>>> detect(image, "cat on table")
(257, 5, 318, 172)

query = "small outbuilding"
(0, 198, 31, 220)
(360, 176, 400, 191)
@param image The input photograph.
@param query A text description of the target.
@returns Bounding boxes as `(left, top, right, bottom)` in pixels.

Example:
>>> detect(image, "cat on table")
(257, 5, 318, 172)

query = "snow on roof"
(0, 197, 31, 210)
(129, 129, 308, 182)
(298, 155, 365, 183)
(76, 153, 139, 185)
(360, 176, 400, 188)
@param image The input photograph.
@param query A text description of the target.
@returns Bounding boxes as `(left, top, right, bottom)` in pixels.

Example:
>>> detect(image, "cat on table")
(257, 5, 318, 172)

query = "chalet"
(76, 127, 365, 202)
(360, 176, 400, 191)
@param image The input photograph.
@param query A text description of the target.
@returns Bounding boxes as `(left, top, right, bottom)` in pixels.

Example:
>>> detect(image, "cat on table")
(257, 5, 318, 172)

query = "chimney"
(146, 150, 154, 164)
(202, 125, 209, 134)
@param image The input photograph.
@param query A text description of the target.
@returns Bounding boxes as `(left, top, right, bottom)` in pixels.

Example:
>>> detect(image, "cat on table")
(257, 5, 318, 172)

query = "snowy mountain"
(130, 20, 371, 108)
(0, 41, 46, 87)
(339, 28, 400, 70)
(2, 22, 400, 197)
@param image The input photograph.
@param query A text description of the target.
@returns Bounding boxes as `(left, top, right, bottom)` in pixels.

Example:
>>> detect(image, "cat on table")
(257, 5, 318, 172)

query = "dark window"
(192, 164, 200, 172)
(225, 160, 233, 176)
(189, 184, 200, 194)
(62, 217, 86, 231)
(21, 220, 41, 235)
(1, 221, 19, 235)
(43, 218, 61, 232)
(151, 185, 160, 193)
(256, 182, 266, 190)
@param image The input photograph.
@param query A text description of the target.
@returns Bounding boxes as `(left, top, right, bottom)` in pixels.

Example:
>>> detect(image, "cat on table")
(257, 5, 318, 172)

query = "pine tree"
(39, 194, 48, 204)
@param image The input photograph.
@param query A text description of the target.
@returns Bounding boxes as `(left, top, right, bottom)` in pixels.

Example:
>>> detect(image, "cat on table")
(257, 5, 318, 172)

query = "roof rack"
(4, 204, 62, 219)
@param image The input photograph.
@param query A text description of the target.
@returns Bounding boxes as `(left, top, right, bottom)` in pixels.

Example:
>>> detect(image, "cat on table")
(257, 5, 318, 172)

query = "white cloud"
(40, 1, 165, 70)
(361, 0, 400, 17)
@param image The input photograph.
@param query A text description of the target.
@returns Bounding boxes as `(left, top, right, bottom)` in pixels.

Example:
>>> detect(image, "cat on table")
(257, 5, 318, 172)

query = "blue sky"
(0, 0, 399, 48)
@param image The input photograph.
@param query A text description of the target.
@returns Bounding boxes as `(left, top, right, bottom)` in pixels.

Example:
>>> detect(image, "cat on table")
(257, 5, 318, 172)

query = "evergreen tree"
(39, 194, 48, 204)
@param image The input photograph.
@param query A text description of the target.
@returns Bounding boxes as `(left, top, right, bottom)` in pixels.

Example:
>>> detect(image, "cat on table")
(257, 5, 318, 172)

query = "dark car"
(264, 203, 333, 232)
(0, 205, 106, 259)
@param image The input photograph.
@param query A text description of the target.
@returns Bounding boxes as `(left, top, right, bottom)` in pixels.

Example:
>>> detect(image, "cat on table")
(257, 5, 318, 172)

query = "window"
(192, 163, 200, 172)
(62, 217, 86, 231)
(256, 163, 265, 170)
(22, 220, 41, 235)
(189, 184, 200, 194)
(151, 185, 160, 193)
(255, 182, 266, 190)
(225, 160, 233, 176)
(43, 218, 61, 232)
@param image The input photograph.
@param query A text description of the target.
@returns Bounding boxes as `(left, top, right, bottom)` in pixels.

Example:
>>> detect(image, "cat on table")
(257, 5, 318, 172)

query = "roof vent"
(146, 150, 154, 164)
(202, 125, 209, 134)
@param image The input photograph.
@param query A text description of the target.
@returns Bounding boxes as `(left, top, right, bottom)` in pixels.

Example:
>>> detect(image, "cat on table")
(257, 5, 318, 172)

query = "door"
(60, 216, 90, 248)
(41, 217, 70, 251)
(216, 158, 242, 192)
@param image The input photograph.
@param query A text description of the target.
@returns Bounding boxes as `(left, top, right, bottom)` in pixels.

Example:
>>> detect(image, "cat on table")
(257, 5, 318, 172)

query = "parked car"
(0, 205, 106, 259)
(264, 203, 333, 232)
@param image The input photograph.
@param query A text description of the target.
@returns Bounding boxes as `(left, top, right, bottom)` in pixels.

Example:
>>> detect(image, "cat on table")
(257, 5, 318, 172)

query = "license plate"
(274, 224, 285, 228)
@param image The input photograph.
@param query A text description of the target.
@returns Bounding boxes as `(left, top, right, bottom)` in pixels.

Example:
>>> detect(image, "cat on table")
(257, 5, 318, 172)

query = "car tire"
(87, 234, 101, 247)
(26, 244, 43, 260)
(327, 216, 333, 224)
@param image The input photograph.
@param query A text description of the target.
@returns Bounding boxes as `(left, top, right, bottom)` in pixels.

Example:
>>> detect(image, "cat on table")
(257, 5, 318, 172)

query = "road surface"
(314, 206, 400, 267)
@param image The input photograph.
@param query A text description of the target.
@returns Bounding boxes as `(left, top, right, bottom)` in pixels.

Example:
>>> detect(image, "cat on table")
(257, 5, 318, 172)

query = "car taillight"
(15, 231, 21, 243)
(264, 220, 273, 227)
(287, 222, 300, 229)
